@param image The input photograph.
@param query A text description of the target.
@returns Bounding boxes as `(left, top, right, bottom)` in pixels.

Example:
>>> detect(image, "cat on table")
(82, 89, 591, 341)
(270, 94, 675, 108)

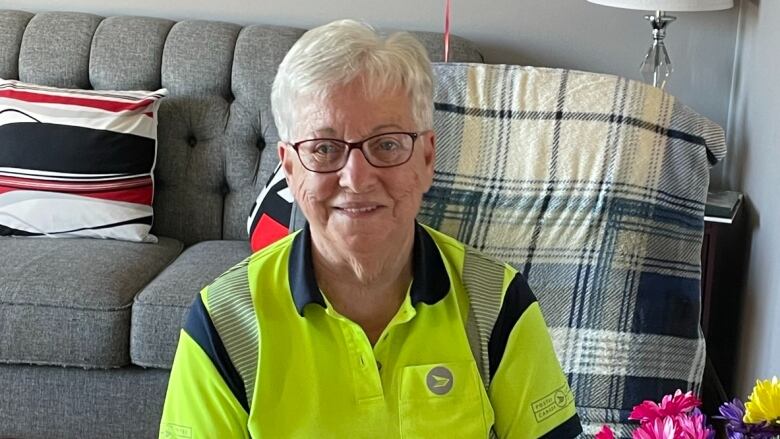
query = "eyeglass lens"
(296, 132, 415, 172)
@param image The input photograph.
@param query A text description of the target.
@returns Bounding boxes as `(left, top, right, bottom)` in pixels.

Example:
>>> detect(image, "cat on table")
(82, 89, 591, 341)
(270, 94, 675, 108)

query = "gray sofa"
(0, 10, 483, 439)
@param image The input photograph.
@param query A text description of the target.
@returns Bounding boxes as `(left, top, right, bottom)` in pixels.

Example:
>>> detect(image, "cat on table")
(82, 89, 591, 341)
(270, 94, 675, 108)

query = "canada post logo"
(426, 366, 454, 395)
(161, 423, 192, 439)
(531, 385, 572, 422)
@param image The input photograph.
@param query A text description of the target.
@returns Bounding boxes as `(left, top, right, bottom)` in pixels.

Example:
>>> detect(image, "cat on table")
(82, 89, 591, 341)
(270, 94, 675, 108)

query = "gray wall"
(0, 0, 738, 130)
(724, 0, 780, 398)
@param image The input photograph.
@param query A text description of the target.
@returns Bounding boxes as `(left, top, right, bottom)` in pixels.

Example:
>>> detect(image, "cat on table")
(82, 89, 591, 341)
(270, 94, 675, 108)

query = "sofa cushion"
(0, 79, 166, 242)
(130, 240, 251, 368)
(89, 16, 175, 91)
(18, 12, 103, 89)
(0, 236, 182, 368)
(0, 10, 33, 80)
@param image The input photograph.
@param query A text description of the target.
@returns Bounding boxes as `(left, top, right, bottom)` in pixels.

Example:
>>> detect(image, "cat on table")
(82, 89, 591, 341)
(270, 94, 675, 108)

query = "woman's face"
(278, 80, 435, 256)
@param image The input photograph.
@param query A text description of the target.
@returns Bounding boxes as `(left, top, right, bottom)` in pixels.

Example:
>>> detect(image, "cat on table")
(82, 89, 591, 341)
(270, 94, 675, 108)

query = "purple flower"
(719, 399, 747, 436)
(717, 399, 777, 439)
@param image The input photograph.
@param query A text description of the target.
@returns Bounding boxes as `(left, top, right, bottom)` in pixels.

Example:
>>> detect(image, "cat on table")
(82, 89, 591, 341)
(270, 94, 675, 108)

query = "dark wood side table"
(699, 191, 746, 419)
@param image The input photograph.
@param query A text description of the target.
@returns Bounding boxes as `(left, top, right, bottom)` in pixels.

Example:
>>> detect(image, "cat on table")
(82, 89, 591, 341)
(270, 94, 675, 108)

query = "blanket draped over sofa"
(426, 64, 724, 437)
(0, 9, 723, 439)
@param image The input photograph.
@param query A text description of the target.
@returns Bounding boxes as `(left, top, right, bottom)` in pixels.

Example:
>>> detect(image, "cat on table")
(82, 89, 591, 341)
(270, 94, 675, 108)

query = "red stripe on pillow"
(0, 175, 152, 192)
(76, 186, 154, 205)
(0, 89, 158, 114)
(250, 213, 290, 252)
(0, 184, 153, 205)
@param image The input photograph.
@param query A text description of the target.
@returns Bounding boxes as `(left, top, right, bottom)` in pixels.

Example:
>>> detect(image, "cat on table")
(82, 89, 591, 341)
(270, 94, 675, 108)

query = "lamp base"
(640, 10, 675, 89)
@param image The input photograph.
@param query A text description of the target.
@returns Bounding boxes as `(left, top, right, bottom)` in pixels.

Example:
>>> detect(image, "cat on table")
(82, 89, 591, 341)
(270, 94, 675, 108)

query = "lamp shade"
(586, 0, 733, 11)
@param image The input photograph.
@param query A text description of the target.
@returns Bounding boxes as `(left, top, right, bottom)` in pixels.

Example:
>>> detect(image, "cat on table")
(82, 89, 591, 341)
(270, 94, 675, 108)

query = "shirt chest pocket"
(398, 361, 494, 439)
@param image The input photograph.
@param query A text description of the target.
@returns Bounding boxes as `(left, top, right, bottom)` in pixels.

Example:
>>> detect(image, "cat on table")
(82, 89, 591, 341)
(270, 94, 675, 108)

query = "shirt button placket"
(351, 325, 383, 401)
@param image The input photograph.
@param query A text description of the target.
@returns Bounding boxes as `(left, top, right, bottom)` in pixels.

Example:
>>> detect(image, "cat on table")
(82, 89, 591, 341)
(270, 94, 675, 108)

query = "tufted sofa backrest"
(0, 10, 483, 246)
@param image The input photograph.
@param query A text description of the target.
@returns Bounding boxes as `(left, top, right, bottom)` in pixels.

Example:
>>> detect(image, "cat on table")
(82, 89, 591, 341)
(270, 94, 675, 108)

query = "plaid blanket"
(423, 63, 726, 437)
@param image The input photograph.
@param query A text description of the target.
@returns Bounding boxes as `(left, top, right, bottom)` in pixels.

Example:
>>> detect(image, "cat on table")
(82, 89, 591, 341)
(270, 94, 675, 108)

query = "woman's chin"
(325, 219, 403, 250)
(332, 223, 388, 243)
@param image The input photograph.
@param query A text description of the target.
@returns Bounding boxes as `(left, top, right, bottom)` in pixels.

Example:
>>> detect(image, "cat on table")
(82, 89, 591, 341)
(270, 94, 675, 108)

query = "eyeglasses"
(287, 131, 420, 173)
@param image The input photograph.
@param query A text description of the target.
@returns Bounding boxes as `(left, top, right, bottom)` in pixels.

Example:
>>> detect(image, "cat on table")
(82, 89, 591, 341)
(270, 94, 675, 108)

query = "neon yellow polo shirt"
(160, 223, 581, 438)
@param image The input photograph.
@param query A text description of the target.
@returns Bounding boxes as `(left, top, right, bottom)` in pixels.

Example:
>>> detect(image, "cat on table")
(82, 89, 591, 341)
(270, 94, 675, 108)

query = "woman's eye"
(377, 139, 400, 150)
(313, 142, 338, 154)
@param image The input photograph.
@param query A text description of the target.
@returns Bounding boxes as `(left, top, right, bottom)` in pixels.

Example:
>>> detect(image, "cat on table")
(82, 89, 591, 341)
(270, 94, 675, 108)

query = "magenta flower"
(597, 390, 714, 439)
(675, 411, 715, 439)
(630, 390, 702, 424)
(595, 425, 617, 439)
(661, 391, 702, 415)
(632, 416, 676, 439)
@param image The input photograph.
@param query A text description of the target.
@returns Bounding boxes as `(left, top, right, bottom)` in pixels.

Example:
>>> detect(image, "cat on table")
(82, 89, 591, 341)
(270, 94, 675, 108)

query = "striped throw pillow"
(0, 79, 166, 242)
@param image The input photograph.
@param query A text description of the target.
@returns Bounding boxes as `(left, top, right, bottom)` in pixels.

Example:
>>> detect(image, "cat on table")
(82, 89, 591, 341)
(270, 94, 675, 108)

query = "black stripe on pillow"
(0, 216, 153, 237)
(0, 123, 155, 175)
(0, 224, 41, 236)
(50, 215, 154, 234)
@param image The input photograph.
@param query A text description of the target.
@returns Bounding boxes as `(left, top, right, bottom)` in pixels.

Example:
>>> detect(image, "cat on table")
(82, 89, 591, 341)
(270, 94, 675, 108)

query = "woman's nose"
(338, 148, 378, 192)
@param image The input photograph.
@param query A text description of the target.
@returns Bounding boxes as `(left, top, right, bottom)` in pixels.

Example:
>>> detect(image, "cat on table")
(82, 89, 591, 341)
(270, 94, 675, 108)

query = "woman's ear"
(423, 131, 436, 171)
(421, 131, 436, 191)
(278, 142, 295, 183)
(423, 130, 436, 168)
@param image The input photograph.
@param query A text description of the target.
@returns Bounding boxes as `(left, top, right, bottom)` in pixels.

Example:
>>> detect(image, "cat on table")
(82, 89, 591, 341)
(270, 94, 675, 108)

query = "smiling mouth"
(334, 205, 382, 215)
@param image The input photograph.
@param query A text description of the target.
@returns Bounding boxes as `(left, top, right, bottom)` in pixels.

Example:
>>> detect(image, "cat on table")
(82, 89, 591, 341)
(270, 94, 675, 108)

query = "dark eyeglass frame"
(287, 131, 421, 173)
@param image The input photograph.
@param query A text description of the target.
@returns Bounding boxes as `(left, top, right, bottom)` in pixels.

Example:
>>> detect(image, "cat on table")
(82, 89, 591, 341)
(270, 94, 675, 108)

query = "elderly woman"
(160, 20, 581, 439)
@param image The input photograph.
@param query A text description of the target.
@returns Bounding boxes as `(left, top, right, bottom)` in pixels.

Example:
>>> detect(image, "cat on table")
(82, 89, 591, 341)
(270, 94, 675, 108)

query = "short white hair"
(271, 19, 434, 142)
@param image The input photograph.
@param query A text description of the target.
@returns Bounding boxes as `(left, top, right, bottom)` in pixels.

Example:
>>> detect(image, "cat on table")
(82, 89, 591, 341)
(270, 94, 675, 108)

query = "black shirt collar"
(288, 222, 451, 316)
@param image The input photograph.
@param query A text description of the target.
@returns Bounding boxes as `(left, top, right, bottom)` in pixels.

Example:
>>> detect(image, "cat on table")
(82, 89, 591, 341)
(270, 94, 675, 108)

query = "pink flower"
(595, 425, 616, 439)
(599, 391, 712, 439)
(630, 400, 666, 424)
(630, 390, 702, 424)
(660, 391, 701, 416)
(632, 417, 677, 439)
(674, 412, 714, 439)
